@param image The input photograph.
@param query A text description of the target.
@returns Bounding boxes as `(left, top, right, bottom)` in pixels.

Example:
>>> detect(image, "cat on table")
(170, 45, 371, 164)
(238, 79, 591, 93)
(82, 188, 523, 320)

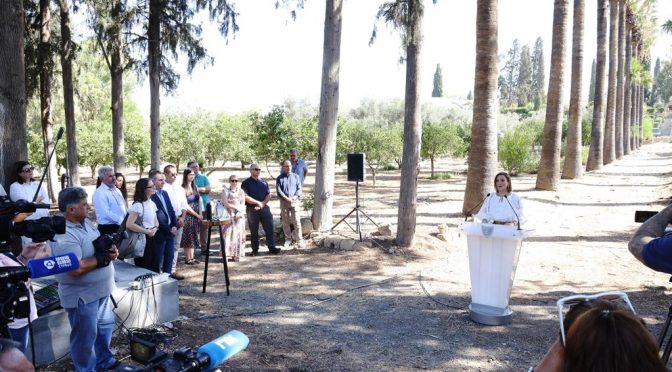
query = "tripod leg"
(355, 207, 362, 242)
(220, 224, 231, 296)
(659, 304, 672, 363)
(331, 207, 359, 232)
(357, 208, 381, 228)
(202, 224, 212, 293)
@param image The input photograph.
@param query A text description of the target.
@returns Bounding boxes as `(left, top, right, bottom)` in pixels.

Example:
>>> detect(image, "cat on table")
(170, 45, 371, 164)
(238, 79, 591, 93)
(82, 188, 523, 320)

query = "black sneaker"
(249, 250, 259, 257)
(268, 247, 281, 254)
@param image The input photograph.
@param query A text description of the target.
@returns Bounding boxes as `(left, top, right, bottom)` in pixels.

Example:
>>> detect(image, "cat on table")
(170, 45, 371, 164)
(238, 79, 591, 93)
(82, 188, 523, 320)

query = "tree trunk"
(59, 0, 79, 186)
(110, 0, 125, 172)
(614, 0, 626, 159)
(638, 84, 644, 147)
(561, 0, 584, 180)
(0, 0, 28, 187)
(602, 0, 618, 165)
(396, 0, 423, 248)
(430, 156, 435, 177)
(622, 20, 631, 155)
(149, 0, 162, 170)
(312, 0, 342, 231)
(463, 0, 498, 214)
(586, 0, 608, 171)
(536, 0, 569, 191)
(39, 0, 58, 201)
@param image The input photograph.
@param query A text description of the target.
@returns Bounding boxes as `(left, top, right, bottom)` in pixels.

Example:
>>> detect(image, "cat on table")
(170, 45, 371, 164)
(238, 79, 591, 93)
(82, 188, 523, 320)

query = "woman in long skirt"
(221, 174, 246, 261)
(180, 168, 203, 264)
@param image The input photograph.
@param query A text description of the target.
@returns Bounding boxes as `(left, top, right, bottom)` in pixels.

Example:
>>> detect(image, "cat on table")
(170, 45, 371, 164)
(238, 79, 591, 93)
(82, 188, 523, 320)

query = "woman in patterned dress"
(180, 168, 203, 264)
(221, 174, 246, 262)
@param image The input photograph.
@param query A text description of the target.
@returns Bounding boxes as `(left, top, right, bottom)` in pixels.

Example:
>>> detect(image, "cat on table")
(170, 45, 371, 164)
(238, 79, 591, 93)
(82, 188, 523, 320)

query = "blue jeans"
(8, 325, 29, 353)
(65, 296, 116, 372)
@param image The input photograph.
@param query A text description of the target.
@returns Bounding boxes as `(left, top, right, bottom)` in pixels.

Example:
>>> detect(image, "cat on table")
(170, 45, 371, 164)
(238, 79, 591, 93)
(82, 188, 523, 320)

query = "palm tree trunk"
(312, 0, 342, 231)
(536, 0, 569, 191)
(0, 0, 28, 186)
(614, 0, 626, 159)
(638, 84, 644, 147)
(561, 0, 584, 180)
(586, 0, 608, 171)
(149, 0, 162, 170)
(602, 0, 618, 165)
(463, 0, 498, 213)
(397, 0, 423, 248)
(39, 0, 58, 201)
(59, 0, 80, 186)
(623, 20, 632, 155)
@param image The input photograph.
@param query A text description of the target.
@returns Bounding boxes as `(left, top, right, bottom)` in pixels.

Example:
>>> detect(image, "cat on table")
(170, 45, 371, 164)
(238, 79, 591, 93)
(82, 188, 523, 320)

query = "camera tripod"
(658, 276, 672, 364)
(331, 181, 379, 242)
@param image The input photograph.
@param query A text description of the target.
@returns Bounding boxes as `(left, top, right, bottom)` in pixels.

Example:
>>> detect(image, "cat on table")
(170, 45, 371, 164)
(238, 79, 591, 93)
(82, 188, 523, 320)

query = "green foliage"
(516, 45, 532, 106)
(421, 121, 467, 161)
(499, 120, 543, 175)
(642, 115, 654, 141)
(429, 172, 453, 180)
(531, 37, 546, 107)
(655, 59, 672, 105)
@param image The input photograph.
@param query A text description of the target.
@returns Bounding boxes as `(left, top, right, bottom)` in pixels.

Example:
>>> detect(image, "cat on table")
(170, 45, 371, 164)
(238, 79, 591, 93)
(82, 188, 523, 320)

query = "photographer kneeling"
(53, 187, 120, 371)
(629, 204, 672, 273)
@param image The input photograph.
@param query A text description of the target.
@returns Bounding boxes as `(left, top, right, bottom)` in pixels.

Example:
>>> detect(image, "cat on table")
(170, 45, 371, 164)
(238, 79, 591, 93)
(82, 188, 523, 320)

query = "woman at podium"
(476, 172, 526, 226)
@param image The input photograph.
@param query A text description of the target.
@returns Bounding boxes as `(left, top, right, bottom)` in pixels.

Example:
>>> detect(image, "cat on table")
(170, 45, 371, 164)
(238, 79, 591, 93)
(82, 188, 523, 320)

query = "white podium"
(458, 222, 528, 325)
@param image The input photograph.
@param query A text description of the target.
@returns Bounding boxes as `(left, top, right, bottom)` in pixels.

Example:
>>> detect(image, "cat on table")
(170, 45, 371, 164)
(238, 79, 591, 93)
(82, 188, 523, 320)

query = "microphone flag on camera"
(27, 252, 80, 278)
(197, 330, 249, 369)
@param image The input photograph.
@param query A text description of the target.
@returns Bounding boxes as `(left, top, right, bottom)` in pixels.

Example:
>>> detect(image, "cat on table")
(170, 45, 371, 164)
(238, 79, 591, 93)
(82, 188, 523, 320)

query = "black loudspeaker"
(347, 153, 365, 182)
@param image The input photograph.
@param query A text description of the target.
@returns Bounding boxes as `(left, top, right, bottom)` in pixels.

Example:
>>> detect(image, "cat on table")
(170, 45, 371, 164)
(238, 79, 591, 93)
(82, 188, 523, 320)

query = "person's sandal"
(185, 259, 196, 265)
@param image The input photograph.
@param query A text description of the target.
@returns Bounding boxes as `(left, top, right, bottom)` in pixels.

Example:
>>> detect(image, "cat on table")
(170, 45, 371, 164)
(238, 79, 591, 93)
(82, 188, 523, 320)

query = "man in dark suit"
(149, 170, 178, 274)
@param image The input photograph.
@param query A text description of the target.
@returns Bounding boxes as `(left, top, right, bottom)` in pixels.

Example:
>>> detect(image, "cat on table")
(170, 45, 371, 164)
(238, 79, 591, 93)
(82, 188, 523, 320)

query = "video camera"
(116, 330, 249, 372)
(0, 196, 65, 249)
(93, 231, 127, 253)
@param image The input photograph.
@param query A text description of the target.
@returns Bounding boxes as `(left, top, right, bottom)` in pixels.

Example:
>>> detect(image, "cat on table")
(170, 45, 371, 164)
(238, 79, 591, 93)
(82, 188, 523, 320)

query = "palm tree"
(614, 0, 626, 159)
(462, 0, 499, 213)
(536, 0, 569, 191)
(561, 0, 585, 180)
(312, 0, 343, 231)
(586, 0, 608, 171)
(603, 0, 618, 165)
(622, 12, 632, 156)
(370, 0, 426, 247)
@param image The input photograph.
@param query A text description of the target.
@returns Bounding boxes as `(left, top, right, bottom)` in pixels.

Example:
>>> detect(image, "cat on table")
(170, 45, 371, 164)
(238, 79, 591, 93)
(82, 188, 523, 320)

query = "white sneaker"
(284, 240, 292, 249)
(298, 240, 306, 249)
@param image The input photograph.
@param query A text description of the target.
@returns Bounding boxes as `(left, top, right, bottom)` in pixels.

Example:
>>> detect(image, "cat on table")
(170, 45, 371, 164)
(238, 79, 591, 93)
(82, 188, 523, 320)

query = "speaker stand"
(331, 181, 380, 242)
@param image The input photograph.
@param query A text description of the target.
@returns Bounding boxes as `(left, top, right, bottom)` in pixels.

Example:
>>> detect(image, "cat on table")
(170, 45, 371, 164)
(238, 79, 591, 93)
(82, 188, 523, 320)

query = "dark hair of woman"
(13, 161, 33, 184)
(493, 171, 512, 193)
(115, 172, 128, 200)
(563, 303, 665, 372)
(181, 168, 194, 189)
(132, 178, 151, 203)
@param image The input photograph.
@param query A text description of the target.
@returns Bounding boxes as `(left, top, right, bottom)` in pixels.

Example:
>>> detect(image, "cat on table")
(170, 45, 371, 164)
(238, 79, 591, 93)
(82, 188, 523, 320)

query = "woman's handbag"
(117, 203, 146, 259)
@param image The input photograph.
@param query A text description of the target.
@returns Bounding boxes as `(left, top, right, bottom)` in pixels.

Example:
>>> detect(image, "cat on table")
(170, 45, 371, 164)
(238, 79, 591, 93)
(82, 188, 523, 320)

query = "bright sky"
(132, 0, 672, 116)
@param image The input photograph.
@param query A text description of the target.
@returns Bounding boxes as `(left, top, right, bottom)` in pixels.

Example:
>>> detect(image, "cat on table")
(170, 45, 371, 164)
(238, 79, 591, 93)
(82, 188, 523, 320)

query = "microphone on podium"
(504, 195, 521, 230)
(464, 193, 491, 221)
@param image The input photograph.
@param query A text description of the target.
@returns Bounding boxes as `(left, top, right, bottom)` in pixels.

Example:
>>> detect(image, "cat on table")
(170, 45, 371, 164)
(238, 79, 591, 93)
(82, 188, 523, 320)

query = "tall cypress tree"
(432, 63, 443, 97)
(517, 45, 533, 106)
(588, 58, 596, 103)
(501, 39, 520, 106)
(531, 37, 545, 109)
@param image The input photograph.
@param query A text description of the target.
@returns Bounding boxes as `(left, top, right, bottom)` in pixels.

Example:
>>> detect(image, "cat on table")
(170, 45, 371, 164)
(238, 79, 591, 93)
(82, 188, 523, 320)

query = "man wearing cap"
(241, 164, 280, 256)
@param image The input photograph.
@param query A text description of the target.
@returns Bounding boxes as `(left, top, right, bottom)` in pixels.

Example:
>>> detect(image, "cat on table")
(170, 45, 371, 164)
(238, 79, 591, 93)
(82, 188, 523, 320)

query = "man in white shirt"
(162, 165, 192, 280)
(92, 165, 127, 235)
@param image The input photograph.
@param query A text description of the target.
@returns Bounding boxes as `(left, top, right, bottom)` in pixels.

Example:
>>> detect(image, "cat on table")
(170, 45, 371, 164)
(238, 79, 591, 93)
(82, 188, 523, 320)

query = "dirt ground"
(48, 141, 672, 371)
